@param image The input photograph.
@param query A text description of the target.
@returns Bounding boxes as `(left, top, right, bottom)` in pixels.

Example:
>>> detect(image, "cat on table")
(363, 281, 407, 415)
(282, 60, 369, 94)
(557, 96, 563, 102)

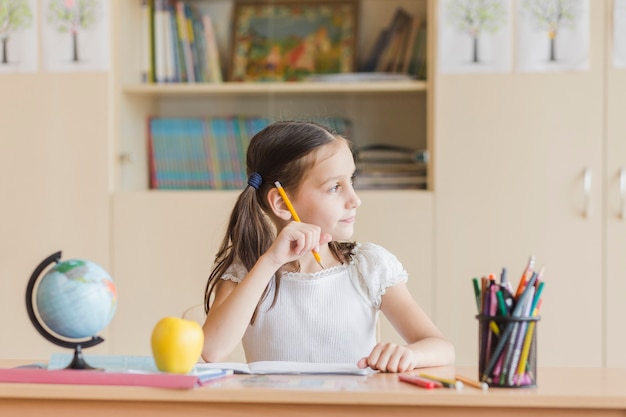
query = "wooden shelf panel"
(122, 81, 427, 96)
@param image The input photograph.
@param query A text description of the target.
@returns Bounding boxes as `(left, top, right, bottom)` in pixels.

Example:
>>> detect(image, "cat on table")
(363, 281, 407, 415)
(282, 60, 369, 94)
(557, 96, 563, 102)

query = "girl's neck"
(286, 246, 339, 274)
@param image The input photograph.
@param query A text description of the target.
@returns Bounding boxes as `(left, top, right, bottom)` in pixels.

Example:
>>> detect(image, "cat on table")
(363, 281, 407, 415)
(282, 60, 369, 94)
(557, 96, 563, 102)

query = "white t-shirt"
(220, 242, 408, 363)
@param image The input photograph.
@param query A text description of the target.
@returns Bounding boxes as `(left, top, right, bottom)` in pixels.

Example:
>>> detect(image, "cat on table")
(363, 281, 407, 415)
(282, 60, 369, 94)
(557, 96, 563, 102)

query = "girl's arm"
(201, 221, 330, 362)
(358, 283, 455, 372)
(201, 253, 282, 362)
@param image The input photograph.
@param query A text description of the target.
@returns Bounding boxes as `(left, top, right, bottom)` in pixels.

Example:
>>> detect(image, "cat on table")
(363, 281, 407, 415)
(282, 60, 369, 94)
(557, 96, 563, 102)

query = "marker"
(455, 375, 489, 391)
(399, 374, 442, 389)
(419, 373, 463, 390)
(472, 278, 481, 313)
(274, 181, 325, 270)
(500, 267, 507, 286)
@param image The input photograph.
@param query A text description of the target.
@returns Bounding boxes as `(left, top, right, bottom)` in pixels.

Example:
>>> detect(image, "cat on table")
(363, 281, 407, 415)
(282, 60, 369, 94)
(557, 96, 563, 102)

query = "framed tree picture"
(229, 1, 358, 82)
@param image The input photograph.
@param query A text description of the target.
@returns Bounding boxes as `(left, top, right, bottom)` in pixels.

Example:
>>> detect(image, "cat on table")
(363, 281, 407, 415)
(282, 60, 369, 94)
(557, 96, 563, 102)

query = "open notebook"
(196, 361, 375, 375)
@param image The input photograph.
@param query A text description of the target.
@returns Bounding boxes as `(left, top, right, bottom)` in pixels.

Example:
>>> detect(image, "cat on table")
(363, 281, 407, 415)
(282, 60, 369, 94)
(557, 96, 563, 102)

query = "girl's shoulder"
(352, 242, 402, 268)
(220, 261, 247, 283)
(351, 242, 408, 307)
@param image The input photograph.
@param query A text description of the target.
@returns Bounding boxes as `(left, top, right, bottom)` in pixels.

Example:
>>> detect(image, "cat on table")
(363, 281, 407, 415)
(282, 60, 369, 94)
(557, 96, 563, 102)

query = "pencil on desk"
(274, 181, 325, 270)
(418, 373, 463, 390)
(455, 375, 488, 391)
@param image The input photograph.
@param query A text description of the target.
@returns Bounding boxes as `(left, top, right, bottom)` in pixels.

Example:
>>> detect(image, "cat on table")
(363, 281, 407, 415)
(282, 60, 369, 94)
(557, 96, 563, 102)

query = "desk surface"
(1, 362, 626, 417)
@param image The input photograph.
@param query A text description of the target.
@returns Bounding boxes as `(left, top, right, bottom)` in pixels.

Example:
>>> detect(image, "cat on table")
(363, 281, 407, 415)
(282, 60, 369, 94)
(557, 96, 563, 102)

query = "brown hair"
(204, 121, 357, 321)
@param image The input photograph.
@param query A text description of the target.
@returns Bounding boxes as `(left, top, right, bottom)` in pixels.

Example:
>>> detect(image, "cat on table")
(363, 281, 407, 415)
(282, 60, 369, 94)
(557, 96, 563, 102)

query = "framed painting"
(229, 1, 358, 82)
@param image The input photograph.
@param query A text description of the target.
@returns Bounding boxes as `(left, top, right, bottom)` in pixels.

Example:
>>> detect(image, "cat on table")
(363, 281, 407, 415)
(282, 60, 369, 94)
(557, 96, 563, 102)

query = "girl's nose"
(350, 189, 361, 209)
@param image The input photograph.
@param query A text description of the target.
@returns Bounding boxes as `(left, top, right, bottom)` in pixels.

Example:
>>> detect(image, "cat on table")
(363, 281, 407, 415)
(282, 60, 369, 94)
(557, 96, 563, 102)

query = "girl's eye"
(329, 184, 340, 193)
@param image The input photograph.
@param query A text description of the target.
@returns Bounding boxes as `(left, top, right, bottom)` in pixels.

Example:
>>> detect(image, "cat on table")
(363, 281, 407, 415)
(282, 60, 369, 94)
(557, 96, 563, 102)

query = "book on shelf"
(202, 14, 222, 83)
(196, 360, 374, 375)
(140, 0, 154, 83)
(355, 144, 429, 163)
(357, 160, 426, 175)
(407, 23, 427, 79)
(361, 7, 427, 79)
(305, 72, 414, 82)
(353, 174, 427, 190)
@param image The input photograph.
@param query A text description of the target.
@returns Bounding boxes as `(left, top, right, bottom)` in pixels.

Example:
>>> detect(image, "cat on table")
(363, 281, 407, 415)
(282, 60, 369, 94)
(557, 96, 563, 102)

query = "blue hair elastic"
(247, 172, 262, 190)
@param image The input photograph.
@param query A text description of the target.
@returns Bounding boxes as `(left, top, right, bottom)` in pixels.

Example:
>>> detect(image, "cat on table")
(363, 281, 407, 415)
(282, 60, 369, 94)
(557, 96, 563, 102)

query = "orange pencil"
(515, 256, 535, 299)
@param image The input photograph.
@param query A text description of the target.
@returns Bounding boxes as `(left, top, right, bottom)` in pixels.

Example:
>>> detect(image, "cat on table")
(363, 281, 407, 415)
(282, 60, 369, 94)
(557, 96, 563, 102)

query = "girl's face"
(291, 140, 361, 241)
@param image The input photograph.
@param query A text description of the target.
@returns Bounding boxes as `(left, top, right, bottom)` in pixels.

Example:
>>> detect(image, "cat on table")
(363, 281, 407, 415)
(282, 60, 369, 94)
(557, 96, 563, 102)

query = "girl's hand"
(264, 221, 331, 267)
(357, 343, 417, 373)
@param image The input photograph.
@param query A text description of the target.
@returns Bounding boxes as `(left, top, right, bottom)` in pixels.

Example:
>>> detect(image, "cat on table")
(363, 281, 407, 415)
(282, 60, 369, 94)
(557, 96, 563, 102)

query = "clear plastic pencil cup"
(476, 314, 540, 388)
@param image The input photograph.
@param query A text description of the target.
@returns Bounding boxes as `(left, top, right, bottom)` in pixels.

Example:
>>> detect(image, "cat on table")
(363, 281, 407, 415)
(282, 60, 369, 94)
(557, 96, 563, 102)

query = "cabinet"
(434, 0, 624, 367)
(604, 19, 626, 368)
(110, 0, 435, 357)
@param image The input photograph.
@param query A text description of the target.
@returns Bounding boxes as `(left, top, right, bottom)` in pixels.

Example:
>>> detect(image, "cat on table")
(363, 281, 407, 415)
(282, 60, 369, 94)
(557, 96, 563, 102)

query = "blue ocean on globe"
(35, 259, 117, 339)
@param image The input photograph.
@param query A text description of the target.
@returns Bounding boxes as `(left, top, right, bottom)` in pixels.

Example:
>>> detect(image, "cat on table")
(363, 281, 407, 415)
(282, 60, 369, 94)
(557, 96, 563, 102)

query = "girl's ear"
(266, 188, 292, 221)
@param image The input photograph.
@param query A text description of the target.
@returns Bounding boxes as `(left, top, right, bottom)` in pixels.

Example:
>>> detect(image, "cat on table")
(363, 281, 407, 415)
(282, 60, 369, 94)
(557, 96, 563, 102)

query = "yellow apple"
(151, 317, 204, 374)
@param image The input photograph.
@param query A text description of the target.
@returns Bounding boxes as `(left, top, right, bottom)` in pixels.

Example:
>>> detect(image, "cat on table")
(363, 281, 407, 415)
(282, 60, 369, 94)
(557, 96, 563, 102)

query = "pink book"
(0, 367, 232, 390)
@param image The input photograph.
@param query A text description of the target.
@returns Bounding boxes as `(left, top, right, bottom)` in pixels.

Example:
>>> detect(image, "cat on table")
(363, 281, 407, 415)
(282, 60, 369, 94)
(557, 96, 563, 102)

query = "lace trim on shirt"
(280, 262, 353, 280)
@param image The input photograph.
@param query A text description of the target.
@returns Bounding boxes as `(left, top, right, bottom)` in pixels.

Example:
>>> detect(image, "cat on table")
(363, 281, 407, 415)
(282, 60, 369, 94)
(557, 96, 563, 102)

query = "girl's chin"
(331, 226, 355, 241)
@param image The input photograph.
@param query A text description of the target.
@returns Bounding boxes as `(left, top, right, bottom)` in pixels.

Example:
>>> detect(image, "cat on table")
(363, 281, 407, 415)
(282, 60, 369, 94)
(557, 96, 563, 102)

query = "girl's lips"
(341, 216, 355, 223)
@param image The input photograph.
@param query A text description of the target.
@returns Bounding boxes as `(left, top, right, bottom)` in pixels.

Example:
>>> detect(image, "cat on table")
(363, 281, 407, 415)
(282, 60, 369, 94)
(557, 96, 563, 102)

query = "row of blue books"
(142, 0, 222, 83)
(148, 117, 353, 190)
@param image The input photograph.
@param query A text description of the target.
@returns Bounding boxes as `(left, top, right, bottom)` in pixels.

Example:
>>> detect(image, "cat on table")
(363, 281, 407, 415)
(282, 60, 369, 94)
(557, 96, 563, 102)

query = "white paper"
(197, 361, 375, 375)
(614, 0, 626, 68)
(516, 0, 589, 72)
(0, 0, 38, 73)
(438, 0, 512, 74)
(41, 0, 109, 72)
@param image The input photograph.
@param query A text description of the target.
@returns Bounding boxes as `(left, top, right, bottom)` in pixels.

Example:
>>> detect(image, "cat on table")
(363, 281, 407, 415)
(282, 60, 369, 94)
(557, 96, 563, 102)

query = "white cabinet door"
(605, 30, 626, 368)
(0, 74, 110, 359)
(433, 1, 605, 367)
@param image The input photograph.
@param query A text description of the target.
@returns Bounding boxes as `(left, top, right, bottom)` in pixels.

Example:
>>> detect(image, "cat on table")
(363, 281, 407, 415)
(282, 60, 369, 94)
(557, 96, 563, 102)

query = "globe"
(26, 251, 117, 369)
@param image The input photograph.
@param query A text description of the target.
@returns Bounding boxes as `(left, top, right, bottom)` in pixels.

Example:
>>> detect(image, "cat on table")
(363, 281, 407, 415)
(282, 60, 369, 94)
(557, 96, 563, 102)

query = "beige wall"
(0, 73, 110, 359)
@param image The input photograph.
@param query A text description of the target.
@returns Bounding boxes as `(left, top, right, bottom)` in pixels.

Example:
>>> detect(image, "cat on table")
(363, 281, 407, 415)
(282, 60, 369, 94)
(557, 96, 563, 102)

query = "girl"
(202, 121, 454, 372)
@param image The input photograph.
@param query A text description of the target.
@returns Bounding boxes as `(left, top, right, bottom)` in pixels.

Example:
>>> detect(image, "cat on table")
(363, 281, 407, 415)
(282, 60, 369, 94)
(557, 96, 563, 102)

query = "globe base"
(65, 345, 102, 371)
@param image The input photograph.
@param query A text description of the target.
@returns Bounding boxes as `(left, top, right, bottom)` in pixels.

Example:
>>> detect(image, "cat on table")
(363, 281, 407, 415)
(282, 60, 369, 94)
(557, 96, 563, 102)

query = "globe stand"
(25, 251, 107, 371)
(66, 344, 101, 370)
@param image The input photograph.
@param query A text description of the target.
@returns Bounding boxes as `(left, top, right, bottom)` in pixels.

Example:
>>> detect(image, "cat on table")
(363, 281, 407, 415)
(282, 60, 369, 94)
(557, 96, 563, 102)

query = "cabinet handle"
(619, 168, 626, 220)
(118, 153, 136, 164)
(583, 167, 592, 218)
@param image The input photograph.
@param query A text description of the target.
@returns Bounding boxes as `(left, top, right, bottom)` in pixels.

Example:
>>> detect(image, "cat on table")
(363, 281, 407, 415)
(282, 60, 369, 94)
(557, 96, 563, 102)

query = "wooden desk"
(1, 365, 626, 416)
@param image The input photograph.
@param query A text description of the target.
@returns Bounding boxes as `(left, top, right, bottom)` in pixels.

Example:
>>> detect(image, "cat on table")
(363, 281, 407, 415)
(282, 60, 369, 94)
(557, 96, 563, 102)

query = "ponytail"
(204, 184, 275, 317)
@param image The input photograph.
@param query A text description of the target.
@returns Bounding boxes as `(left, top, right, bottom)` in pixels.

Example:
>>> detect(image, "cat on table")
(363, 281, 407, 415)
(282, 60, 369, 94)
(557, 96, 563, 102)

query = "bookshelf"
(113, 0, 432, 192)
(110, 0, 435, 357)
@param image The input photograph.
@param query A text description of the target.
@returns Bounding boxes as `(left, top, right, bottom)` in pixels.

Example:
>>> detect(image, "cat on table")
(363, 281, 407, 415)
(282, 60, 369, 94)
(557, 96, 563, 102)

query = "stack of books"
(142, 0, 222, 83)
(362, 7, 428, 79)
(354, 145, 428, 190)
